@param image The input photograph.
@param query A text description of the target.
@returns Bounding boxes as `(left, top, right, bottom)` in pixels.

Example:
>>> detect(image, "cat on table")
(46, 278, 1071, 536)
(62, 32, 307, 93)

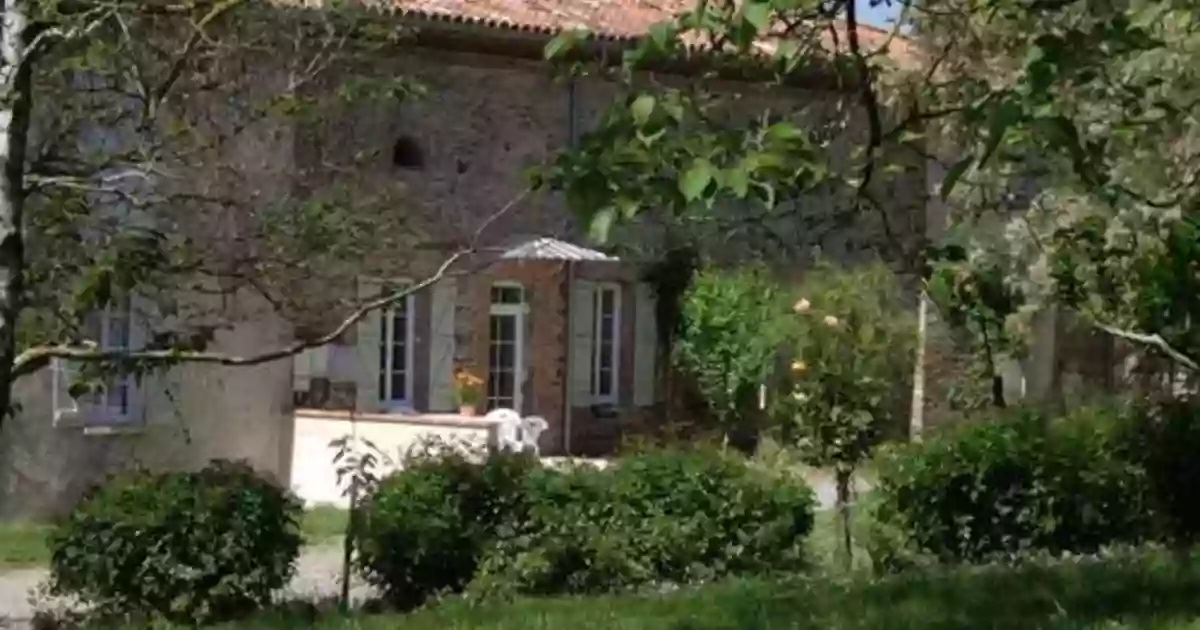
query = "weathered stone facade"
(0, 10, 931, 517)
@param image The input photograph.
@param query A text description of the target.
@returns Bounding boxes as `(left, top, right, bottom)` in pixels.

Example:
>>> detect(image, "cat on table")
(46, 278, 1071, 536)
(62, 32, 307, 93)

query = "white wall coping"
(295, 407, 503, 429)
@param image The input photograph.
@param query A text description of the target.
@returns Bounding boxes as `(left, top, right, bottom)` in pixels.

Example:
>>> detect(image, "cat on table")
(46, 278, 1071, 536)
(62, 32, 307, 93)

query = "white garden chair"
(520, 416, 549, 456)
(485, 408, 524, 453)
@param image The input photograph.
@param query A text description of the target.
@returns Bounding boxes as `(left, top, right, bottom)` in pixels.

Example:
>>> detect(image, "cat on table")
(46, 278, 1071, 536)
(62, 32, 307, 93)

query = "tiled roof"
(389, 0, 916, 64)
(392, 0, 697, 40)
(499, 236, 619, 261)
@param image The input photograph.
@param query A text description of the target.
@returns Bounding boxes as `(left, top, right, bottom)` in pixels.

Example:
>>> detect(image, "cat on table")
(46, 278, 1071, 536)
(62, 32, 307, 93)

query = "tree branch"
(12, 188, 532, 378)
(146, 0, 247, 122)
(1097, 323, 1199, 373)
(13, 250, 465, 377)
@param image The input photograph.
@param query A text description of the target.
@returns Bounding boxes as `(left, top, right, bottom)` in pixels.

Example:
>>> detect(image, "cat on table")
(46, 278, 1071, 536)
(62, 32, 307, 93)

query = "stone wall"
(0, 306, 295, 520)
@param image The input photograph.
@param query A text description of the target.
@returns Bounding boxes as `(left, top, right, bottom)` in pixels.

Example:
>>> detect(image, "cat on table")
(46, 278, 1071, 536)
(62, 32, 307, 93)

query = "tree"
(0, 1, 527, 447)
(773, 263, 915, 566)
(915, 0, 1200, 391)
(673, 266, 790, 447)
(538, 0, 1200, 408)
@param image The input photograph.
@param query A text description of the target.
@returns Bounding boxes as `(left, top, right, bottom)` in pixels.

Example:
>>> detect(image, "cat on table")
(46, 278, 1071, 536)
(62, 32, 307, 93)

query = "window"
(377, 286, 415, 409)
(391, 136, 425, 170)
(590, 284, 620, 403)
(488, 283, 525, 411)
(80, 297, 137, 424)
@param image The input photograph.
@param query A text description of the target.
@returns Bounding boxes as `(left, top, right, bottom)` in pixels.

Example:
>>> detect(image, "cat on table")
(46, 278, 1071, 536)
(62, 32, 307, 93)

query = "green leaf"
(765, 121, 807, 143)
(617, 197, 640, 219)
(679, 159, 716, 202)
(630, 94, 656, 126)
(774, 39, 803, 73)
(940, 156, 974, 201)
(544, 29, 588, 60)
(636, 127, 667, 147)
(725, 164, 750, 198)
(979, 98, 1021, 167)
(742, 0, 771, 32)
(648, 21, 678, 50)
(588, 206, 617, 244)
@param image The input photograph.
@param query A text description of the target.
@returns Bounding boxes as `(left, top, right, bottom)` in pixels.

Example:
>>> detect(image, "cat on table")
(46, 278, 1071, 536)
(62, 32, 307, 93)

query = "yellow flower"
(792, 298, 811, 314)
(822, 315, 839, 328)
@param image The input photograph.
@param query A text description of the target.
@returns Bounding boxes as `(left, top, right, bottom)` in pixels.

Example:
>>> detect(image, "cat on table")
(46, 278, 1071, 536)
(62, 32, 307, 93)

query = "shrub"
(871, 406, 1152, 566)
(610, 447, 816, 580)
(354, 448, 539, 608)
(674, 266, 791, 446)
(470, 463, 650, 598)
(472, 447, 816, 597)
(1123, 398, 1200, 545)
(362, 445, 814, 603)
(48, 460, 303, 623)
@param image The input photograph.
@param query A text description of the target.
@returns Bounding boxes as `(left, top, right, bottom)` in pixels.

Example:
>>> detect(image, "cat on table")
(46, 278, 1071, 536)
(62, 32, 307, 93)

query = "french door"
(488, 284, 525, 412)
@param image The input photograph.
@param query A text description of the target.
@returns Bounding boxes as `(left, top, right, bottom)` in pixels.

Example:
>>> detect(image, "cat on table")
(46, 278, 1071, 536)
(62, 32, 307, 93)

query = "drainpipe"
(563, 260, 575, 454)
(567, 77, 578, 145)
(562, 79, 579, 454)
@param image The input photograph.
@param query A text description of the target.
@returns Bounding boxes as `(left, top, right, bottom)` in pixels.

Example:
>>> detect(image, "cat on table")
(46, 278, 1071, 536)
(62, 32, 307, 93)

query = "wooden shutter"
(293, 346, 329, 393)
(126, 293, 154, 425)
(570, 279, 596, 405)
(294, 350, 313, 392)
(632, 282, 658, 407)
(427, 277, 457, 412)
(355, 277, 383, 413)
(51, 359, 83, 427)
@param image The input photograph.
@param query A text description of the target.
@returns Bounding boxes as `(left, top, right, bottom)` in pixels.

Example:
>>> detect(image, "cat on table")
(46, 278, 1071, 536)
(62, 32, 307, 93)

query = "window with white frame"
(488, 283, 525, 411)
(590, 284, 620, 403)
(377, 287, 415, 409)
(82, 297, 137, 423)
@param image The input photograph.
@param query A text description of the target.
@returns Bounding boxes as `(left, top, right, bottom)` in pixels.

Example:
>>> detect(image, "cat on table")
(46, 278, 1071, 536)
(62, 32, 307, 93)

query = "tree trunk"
(910, 292, 927, 442)
(0, 0, 32, 434)
(835, 467, 853, 569)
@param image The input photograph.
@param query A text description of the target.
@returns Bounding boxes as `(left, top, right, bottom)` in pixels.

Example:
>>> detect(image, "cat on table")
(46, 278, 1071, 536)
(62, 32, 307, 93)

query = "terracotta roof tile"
(393, 0, 696, 38)
(389, 0, 916, 64)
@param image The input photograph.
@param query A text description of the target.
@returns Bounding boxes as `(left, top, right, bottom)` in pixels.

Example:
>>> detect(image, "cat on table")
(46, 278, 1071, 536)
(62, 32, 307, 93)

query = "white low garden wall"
(289, 409, 500, 508)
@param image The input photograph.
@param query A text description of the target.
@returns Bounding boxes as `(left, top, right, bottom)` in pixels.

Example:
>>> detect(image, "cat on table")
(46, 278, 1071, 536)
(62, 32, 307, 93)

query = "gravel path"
(0, 546, 371, 626)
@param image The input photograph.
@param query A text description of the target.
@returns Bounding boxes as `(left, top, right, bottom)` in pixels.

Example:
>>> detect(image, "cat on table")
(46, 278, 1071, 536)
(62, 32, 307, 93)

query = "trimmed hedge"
(354, 448, 539, 608)
(870, 406, 1154, 567)
(48, 460, 303, 623)
(355, 446, 816, 606)
(472, 447, 816, 597)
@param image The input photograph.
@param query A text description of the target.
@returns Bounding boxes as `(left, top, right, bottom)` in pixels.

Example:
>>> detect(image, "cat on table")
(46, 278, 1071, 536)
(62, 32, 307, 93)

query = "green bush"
(1124, 398, 1200, 545)
(48, 460, 303, 623)
(611, 447, 816, 580)
(470, 463, 650, 598)
(354, 449, 539, 608)
(871, 406, 1152, 566)
(472, 447, 816, 597)
(674, 266, 791, 446)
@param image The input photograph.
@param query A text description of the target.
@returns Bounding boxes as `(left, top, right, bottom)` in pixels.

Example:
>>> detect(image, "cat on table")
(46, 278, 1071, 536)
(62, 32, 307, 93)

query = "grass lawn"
(301, 505, 350, 546)
(213, 550, 1200, 630)
(0, 507, 351, 570)
(0, 521, 53, 569)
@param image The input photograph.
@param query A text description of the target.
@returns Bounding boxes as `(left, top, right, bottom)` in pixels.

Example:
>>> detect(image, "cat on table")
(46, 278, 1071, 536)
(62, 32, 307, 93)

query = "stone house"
(0, 0, 923, 518)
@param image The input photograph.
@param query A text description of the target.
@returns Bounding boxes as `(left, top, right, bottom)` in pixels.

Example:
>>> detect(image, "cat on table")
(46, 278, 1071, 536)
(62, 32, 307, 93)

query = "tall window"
(83, 298, 135, 423)
(488, 283, 524, 411)
(378, 289, 414, 409)
(591, 284, 620, 403)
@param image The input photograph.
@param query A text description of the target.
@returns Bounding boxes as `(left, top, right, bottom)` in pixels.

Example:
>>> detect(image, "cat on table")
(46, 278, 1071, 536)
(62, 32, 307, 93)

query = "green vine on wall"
(924, 242, 1026, 408)
(642, 245, 699, 359)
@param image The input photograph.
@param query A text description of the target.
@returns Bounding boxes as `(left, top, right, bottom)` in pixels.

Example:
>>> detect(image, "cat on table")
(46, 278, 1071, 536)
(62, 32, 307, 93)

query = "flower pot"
(459, 405, 477, 417)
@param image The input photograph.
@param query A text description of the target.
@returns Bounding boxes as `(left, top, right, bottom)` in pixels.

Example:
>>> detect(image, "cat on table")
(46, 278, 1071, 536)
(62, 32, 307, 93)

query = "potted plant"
(453, 366, 484, 416)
